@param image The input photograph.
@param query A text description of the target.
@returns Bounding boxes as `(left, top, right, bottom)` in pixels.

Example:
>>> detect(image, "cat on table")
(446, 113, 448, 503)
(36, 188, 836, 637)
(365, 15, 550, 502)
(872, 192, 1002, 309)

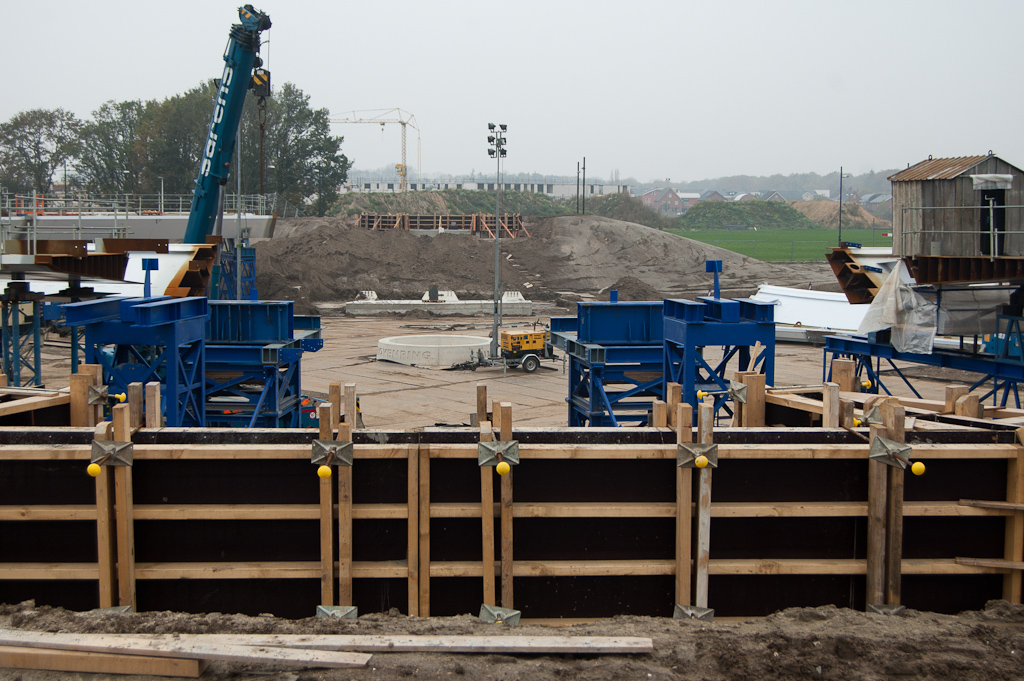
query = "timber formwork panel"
(1, 423, 1022, 618)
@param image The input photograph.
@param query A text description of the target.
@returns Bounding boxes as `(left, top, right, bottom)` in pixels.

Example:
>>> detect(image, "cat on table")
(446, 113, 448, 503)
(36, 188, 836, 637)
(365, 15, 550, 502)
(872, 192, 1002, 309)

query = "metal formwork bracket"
(87, 384, 109, 405)
(674, 604, 715, 621)
(677, 443, 718, 469)
(311, 439, 353, 467)
(479, 604, 521, 626)
(91, 440, 134, 467)
(478, 440, 520, 467)
(316, 605, 358, 619)
(728, 380, 748, 405)
(868, 437, 911, 469)
(863, 403, 884, 426)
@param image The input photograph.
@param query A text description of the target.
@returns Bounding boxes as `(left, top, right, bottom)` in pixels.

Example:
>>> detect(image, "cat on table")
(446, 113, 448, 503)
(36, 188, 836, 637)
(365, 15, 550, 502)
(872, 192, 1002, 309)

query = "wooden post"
(329, 382, 342, 427)
(344, 384, 357, 428)
(831, 358, 856, 393)
(144, 382, 161, 428)
(418, 442, 431, 617)
(822, 382, 840, 429)
(337, 420, 353, 606)
(676, 402, 693, 606)
(70, 374, 94, 427)
(839, 399, 856, 429)
(476, 384, 488, 426)
(126, 382, 143, 430)
(651, 400, 668, 428)
(491, 400, 502, 432)
(318, 404, 335, 607)
(866, 423, 887, 608)
(1005, 431, 1024, 603)
(406, 441, 419, 616)
(93, 421, 116, 608)
(882, 399, 906, 606)
(480, 422, 496, 606)
(111, 404, 135, 610)
(666, 383, 682, 428)
(945, 385, 970, 414)
(499, 402, 514, 610)
(695, 400, 714, 609)
(954, 394, 982, 419)
(80, 364, 103, 425)
(0, 373, 6, 387)
(739, 373, 766, 427)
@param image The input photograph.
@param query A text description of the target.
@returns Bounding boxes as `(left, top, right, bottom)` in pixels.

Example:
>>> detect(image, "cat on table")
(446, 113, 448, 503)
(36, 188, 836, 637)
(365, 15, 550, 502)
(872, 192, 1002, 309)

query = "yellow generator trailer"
(499, 329, 556, 372)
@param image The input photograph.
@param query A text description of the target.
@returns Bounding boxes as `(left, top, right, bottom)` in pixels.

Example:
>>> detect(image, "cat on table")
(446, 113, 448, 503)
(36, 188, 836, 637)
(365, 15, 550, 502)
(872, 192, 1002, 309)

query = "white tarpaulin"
(857, 261, 937, 354)
(970, 174, 1014, 190)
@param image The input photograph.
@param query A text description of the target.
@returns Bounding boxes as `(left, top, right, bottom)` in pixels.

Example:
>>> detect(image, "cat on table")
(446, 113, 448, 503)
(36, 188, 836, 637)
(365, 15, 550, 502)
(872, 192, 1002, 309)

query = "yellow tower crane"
(330, 108, 421, 192)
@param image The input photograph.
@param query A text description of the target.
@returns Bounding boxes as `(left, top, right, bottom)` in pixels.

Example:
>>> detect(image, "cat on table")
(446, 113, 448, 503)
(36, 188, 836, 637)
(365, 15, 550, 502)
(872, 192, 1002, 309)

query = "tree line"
(0, 81, 350, 216)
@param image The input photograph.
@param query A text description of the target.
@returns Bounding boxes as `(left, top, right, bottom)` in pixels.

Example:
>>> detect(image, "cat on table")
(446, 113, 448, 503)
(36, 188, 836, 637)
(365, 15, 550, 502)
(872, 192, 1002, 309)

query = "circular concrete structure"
(376, 334, 490, 367)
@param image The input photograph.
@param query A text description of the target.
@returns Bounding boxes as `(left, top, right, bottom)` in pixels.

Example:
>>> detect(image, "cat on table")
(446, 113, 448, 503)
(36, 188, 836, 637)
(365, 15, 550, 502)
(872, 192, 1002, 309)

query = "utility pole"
(576, 162, 580, 214)
(582, 157, 586, 215)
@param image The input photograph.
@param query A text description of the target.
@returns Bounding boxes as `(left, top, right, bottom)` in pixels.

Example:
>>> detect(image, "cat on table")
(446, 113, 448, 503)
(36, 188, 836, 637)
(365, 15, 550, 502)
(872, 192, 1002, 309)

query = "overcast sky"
(5, 0, 1023, 183)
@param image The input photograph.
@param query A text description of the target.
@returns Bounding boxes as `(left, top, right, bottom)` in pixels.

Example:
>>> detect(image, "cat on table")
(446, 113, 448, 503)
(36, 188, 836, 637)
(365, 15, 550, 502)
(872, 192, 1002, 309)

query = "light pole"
(838, 167, 852, 247)
(157, 176, 164, 214)
(487, 123, 507, 358)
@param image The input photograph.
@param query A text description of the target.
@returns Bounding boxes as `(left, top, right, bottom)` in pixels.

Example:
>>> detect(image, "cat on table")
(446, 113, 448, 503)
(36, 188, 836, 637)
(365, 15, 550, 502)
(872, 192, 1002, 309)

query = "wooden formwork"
(357, 213, 527, 238)
(1, 374, 1022, 619)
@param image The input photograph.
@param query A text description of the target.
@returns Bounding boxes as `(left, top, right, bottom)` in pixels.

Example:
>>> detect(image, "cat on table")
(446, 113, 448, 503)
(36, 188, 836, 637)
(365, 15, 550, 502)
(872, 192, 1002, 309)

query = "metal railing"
(899, 203, 1024, 261)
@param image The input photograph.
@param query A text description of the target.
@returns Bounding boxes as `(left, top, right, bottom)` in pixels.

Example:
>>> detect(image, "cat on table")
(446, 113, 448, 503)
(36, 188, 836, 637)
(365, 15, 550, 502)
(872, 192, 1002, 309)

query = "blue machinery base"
(825, 314, 1024, 408)
(551, 292, 776, 426)
(61, 297, 322, 428)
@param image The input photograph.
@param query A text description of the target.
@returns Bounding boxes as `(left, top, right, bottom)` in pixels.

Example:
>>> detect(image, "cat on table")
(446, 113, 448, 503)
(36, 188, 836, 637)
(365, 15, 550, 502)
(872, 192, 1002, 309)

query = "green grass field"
(667, 228, 892, 262)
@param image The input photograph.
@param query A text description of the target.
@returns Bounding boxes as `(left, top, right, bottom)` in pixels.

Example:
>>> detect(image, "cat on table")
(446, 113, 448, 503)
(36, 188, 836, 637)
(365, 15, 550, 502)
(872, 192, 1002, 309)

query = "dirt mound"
(600, 276, 663, 301)
(257, 215, 840, 310)
(3, 600, 1024, 680)
(790, 200, 890, 230)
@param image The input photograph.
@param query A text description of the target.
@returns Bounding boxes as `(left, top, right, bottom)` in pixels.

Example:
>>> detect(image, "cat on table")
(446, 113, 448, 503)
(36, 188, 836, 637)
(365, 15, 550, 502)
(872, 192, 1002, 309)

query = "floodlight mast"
(487, 124, 507, 358)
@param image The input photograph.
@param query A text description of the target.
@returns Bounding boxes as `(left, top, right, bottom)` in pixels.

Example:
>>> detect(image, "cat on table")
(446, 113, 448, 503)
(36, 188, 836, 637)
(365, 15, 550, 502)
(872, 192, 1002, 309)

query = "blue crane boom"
(184, 5, 271, 244)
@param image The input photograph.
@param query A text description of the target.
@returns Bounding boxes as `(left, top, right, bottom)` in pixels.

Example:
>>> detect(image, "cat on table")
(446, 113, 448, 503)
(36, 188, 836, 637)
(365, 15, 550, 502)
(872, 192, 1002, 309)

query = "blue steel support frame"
(663, 296, 776, 421)
(824, 325, 1024, 408)
(563, 301, 665, 427)
(63, 296, 208, 426)
(1, 299, 43, 387)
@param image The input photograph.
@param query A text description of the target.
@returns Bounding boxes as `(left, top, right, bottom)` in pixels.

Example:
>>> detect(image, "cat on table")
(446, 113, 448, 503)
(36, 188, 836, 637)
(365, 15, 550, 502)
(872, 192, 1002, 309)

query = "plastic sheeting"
(857, 261, 937, 353)
(970, 174, 1014, 191)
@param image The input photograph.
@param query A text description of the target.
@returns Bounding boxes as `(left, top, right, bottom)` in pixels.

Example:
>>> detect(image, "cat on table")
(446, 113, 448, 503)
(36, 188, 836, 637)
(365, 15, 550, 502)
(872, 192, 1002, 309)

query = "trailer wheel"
(521, 355, 540, 373)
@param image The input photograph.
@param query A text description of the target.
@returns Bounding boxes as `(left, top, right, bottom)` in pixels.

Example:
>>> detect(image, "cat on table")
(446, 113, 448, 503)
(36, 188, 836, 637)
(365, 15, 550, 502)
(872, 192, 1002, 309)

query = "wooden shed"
(890, 154, 1024, 283)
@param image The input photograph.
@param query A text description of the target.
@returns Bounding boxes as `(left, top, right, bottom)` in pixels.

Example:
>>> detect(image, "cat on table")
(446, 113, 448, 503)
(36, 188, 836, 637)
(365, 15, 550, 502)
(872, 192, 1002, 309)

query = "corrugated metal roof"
(888, 155, 990, 182)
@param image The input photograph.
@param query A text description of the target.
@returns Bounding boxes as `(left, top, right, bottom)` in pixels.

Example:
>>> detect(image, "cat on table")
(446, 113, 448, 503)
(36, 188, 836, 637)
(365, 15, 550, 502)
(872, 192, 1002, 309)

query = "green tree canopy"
(76, 100, 151, 194)
(0, 108, 81, 195)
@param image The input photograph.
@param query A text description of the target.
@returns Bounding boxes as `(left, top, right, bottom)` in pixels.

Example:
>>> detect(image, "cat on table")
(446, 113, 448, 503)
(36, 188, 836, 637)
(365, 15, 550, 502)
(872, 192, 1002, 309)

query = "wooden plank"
(127, 382, 144, 430)
(476, 384, 487, 425)
(0, 645, 205, 678)
(344, 383, 357, 428)
(676, 402, 692, 606)
(955, 394, 982, 419)
(111, 404, 135, 610)
(0, 630, 371, 669)
(145, 381, 162, 428)
(1005, 445, 1024, 602)
(407, 442, 420, 616)
(710, 559, 865, 575)
(822, 382, 840, 428)
(651, 400, 668, 428)
(831, 358, 856, 393)
(695, 400, 713, 609)
(480, 421, 496, 606)
(329, 382, 341, 429)
(666, 382, 682, 428)
(515, 502, 676, 518)
(839, 399, 856, 429)
(765, 393, 824, 415)
(957, 557, 1024, 571)
(319, 405, 335, 607)
(883, 400, 906, 606)
(945, 385, 970, 414)
(0, 505, 98, 521)
(135, 561, 322, 579)
(513, 560, 675, 577)
(866, 424, 887, 608)
(418, 443, 431, 616)
(158, 634, 655, 655)
(0, 563, 100, 579)
(0, 393, 70, 417)
(132, 504, 324, 520)
(94, 421, 116, 608)
(337, 420, 353, 606)
(740, 373, 766, 427)
(69, 374, 93, 427)
(499, 402, 514, 610)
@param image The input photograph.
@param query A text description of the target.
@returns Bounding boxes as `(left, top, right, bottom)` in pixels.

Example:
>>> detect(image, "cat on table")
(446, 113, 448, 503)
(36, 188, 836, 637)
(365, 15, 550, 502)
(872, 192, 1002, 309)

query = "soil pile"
(790, 200, 890, 230)
(256, 215, 840, 312)
(2, 600, 1022, 680)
